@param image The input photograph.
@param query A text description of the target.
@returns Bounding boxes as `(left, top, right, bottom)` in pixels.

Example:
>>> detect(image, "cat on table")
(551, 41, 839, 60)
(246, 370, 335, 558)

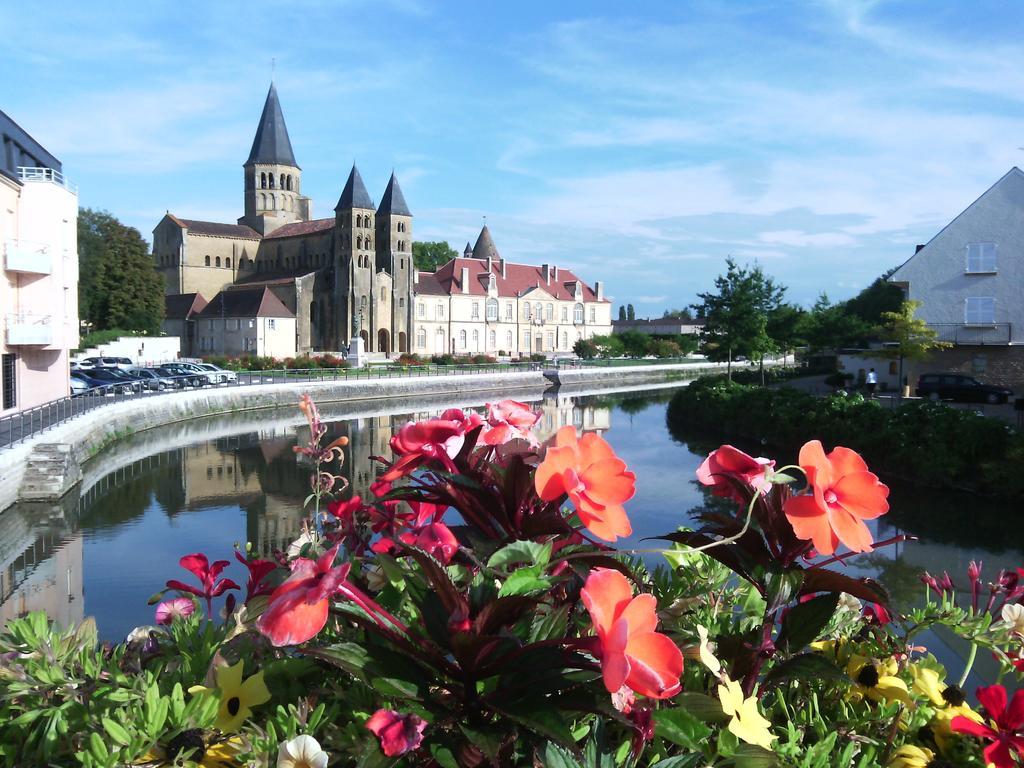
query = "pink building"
(0, 109, 79, 415)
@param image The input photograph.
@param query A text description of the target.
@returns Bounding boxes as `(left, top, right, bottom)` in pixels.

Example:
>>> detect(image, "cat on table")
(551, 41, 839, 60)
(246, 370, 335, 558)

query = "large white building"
(1, 110, 79, 414)
(889, 167, 1024, 389)
(413, 227, 611, 357)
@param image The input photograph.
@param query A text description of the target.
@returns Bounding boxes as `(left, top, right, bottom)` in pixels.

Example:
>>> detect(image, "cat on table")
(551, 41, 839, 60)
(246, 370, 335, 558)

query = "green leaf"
(762, 653, 848, 689)
(101, 717, 130, 746)
(673, 692, 729, 724)
(778, 592, 840, 653)
(543, 743, 585, 768)
(732, 744, 779, 767)
(488, 540, 552, 570)
(529, 604, 570, 643)
(651, 757, 705, 768)
(88, 732, 108, 762)
(493, 701, 577, 750)
(498, 566, 550, 597)
(429, 744, 459, 768)
(653, 707, 712, 749)
(459, 724, 505, 761)
(763, 569, 804, 613)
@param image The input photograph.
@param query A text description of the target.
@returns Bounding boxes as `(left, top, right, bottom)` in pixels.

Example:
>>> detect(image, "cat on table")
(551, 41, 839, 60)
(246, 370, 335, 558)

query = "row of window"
(356, 235, 373, 249)
(416, 299, 594, 324)
(415, 327, 583, 351)
(355, 214, 372, 228)
(260, 172, 294, 191)
(258, 193, 296, 212)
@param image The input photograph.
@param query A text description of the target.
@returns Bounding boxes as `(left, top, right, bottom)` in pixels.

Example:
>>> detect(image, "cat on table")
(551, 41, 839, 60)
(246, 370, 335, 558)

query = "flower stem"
(957, 642, 978, 689)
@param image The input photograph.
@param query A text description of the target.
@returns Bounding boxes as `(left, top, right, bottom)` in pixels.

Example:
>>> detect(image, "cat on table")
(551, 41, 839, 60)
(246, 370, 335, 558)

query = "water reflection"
(1, 386, 1019, 650)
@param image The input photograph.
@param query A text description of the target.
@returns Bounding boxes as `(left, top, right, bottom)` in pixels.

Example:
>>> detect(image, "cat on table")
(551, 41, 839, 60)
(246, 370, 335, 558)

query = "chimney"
(542, 264, 551, 284)
(413, 269, 419, 285)
(915, 244, 925, 253)
(500, 259, 506, 279)
(595, 281, 604, 301)
(552, 266, 558, 281)
(461, 266, 470, 294)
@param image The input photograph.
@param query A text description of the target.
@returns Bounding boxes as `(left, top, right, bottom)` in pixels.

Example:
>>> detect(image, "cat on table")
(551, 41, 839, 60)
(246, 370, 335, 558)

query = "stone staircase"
(19, 443, 82, 501)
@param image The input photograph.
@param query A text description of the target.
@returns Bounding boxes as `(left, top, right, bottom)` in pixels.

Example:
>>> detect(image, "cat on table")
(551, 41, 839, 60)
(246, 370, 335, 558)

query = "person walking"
(866, 368, 878, 399)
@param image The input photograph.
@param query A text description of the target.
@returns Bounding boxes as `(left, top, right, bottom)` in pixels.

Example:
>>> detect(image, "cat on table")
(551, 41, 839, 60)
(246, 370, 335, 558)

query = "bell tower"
(239, 83, 310, 235)
(376, 172, 414, 354)
(334, 164, 376, 348)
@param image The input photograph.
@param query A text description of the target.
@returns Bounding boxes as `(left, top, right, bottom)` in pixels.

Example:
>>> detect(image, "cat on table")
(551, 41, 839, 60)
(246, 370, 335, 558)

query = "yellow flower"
(189, 660, 271, 733)
(717, 676, 775, 750)
(909, 665, 983, 754)
(887, 744, 934, 768)
(846, 655, 912, 707)
(931, 703, 984, 755)
(696, 625, 722, 676)
(810, 637, 854, 666)
(134, 733, 241, 767)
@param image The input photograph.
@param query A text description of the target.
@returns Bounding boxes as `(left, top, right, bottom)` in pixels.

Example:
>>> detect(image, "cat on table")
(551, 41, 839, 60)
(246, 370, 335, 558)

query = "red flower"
(439, 407, 484, 433)
(366, 709, 428, 757)
(783, 440, 889, 555)
(696, 445, 775, 503)
(535, 426, 635, 542)
(862, 602, 891, 625)
(951, 684, 1024, 768)
(399, 521, 459, 564)
(257, 546, 350, 647)
(382, 416, 469, 481)
(480, 399, 540, 446)
(165, 553, 240, 616)
(581, 569, 683, 699)
(234, 550, 277, 602)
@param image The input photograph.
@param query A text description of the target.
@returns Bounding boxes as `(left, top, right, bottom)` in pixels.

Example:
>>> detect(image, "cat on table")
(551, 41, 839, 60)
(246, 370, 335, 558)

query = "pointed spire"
(377, 172, 412, 216)
(246, 83, 298, 167)
(472, 225, 499, 260)
(463, 242, 473, 257)
(335, 164, 374, 210)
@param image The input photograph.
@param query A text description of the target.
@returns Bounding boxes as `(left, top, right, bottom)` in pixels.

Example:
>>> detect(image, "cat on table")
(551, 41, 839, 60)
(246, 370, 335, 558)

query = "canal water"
(1, 385, 1019, 683)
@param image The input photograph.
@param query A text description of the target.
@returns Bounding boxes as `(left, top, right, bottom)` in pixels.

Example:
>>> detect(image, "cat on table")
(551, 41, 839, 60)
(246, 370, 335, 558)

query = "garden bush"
(1, 396, 1021, 766)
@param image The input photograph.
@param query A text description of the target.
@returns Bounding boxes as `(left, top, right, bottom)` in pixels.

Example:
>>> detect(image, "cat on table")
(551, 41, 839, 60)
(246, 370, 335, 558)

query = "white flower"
(837, 592, 862, 614)
(697, 625, 722, 676)
(277, 734, 329, 768)
(997, 603, 1024, 636)
(125, 626, 162, 644)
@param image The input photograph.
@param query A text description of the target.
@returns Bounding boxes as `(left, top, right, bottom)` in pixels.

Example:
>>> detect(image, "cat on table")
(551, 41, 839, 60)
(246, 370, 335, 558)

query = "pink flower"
(696, 445, 774, 503)
(382, 417, 467, 481)
(366, 709, 428, 757)
(234, 550, 277, 602)
(399, 521, 459, 564)
(165, 553, 240, 616)
(155, 597, 195, 625)
(480, 399, 540, 446)
(257, 546, 351, 647)
(439, 407, 484, 433)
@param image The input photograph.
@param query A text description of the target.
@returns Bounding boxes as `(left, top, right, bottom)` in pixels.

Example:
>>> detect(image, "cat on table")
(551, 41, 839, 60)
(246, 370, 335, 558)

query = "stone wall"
(906, 346, 1024, 392)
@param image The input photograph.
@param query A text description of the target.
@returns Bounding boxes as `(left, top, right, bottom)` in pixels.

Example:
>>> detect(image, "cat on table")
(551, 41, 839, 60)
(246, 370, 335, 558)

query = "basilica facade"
(153, 83, 414, 355)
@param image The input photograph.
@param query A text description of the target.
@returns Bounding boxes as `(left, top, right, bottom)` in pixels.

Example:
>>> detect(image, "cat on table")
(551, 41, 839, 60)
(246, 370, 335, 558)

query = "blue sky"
(3, 0, 1024, 313)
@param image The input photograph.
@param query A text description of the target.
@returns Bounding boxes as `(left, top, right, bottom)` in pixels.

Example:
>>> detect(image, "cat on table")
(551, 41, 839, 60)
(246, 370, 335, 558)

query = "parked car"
(127, 368, 176, 391)
(81, 356, 130, 368)
(915, 373, 1013, 404)
(69, 375, 90, 396)
(84, 367, 144, 393)
(172, 362, 220, 384)
(155, 364, 209, 387)
(70, 370, 134, 395)
(194, 363, 238, 383)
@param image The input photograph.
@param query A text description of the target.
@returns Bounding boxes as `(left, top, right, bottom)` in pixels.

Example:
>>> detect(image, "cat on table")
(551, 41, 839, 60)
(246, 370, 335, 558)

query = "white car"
(195, 363, 238, 383)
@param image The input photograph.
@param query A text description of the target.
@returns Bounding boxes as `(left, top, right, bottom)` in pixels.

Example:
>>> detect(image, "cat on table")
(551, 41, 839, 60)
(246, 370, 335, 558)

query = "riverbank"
(667, 376, 1024, 498)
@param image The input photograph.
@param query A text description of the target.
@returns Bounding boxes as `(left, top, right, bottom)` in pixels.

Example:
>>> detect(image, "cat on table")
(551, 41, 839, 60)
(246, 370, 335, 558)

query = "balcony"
(5, 313, 53, 346)
(928, 323, 1013, 345)
(4, 240, 52, 274)
(17, 166, 78, 194)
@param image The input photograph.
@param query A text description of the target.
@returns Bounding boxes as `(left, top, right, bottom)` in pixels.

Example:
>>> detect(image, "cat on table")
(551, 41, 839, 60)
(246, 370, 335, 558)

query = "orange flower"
(581, 569, 683, 699)
(534, 426, 635, 542)
(783, 440, 889, 555)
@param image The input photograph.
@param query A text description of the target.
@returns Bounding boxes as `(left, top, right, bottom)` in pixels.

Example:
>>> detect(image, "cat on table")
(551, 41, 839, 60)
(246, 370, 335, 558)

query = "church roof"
(263, 218, 335, 239)
(246, 82, 298, 168)
(164, 292, 208, 320)
(377, 172, 411, 216)
(335, 165, 374, 210)
(471, 225, 499, 260)
(196, 287, 295, 319)
(168, 216, 261, 239)
(420, 257, 606, 302)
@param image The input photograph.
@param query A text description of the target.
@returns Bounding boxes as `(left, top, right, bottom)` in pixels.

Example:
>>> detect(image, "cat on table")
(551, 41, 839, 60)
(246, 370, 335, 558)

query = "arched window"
(280, 174, 286, 189)
(260, 172, 267, 189)
(357, 236, 362, 249)
(268, 193, 276, 210)
(310, 301, 316, 323)
(546, 303, 554, 321)
(366, 237, 372, 249)
(523, 303, 531, 320)
(574, 303, 584, 324)
(417, 328, 426, 348)
(360, 295, 367, 309)
(204, 255, 210, 266)
(486, 298, 498, 321)
(472, 329, 479, 350)
(225, 257, 231, 268)
(356, 214, 362, 227)
(488, 330, 496, 348)
(561, 331, 568, 348)
(268, 174, 275, 189)
(534, 302, 542, 321)
(437, 302, 444, 319)
(381, 286, 386, 301)
(260, 193, 266, 208)
(287, 175, 293, 191)
(459, 329, 467, 349)
(506, 330, 513, 349)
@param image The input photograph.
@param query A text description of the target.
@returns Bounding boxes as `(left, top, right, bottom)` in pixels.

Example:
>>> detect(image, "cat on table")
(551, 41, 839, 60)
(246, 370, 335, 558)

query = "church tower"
(240, 83, 309, 235)
(334, 165, 376, 349)
(376, 172, 414, 354)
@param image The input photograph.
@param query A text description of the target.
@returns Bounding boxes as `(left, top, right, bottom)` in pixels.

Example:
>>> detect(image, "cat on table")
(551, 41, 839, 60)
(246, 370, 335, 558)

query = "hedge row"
(667, 377, 1024, 498)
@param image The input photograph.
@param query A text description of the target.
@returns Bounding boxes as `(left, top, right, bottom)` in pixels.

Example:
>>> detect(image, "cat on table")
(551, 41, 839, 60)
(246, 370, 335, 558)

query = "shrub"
(430, 353, 456, 366)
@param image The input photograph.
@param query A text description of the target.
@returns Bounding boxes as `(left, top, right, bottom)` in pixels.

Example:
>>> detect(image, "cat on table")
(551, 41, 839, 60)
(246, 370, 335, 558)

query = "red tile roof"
(167, 215, 261, 239)
(196, 287, 295, 319)
(263, 218, 335, 239)
(419, 258, 606, 302)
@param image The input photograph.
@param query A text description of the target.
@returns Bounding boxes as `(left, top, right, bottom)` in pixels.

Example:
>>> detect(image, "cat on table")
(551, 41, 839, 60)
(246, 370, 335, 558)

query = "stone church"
(153, 83, 415, 355)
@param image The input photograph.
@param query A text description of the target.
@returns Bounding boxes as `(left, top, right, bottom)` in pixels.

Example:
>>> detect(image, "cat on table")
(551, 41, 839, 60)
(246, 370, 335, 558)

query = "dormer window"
(966, 242, 997, 273)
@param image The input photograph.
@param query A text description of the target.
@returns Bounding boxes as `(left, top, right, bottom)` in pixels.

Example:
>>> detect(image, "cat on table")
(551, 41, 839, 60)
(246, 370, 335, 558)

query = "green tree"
(766, 303, 806, 360)
(693, 258, 784, 380)
(798, 293, 871, 355)
(662, 307, 695, 322)
(618, 305, 627, 321)
(618, 330, 650, 358)
(844, 271, 903, 325)
(649, 338, 682, 358)
(878, 299, 951, 396)
(589, 334, 625, 358)
(626, 304, 636, 321)
(78, 208, 165, 334)
(573, 337, 598, 359)
(411, 241, 458, 272)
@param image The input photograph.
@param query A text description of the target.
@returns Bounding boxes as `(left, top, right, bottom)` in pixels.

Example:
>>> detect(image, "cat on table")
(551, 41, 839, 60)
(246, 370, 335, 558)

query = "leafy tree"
(662, 307, 695, 322)
(649, 338, 682, 358)
(626, 304, 636, 321)
(573, 337, 598, 359)
(618, 330, 650, 358)
(78, 208, 165, 334)
(411, 241, 458, 272)
(878, 299, 950, 396)
(844, 271, 903, 325)
(617, 305, 627, 321)
(766, 303, 806, 360)
(798, 293, 872, 355)
(692, 258, 784, 380)
(589, 334, 625, 358)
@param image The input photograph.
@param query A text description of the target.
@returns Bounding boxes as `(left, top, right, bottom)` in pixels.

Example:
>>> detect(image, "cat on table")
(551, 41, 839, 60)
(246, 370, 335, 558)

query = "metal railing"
(927, 323, 1013, 345)
(17, 166, 78, 194)
(0, 362, 545, 450)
